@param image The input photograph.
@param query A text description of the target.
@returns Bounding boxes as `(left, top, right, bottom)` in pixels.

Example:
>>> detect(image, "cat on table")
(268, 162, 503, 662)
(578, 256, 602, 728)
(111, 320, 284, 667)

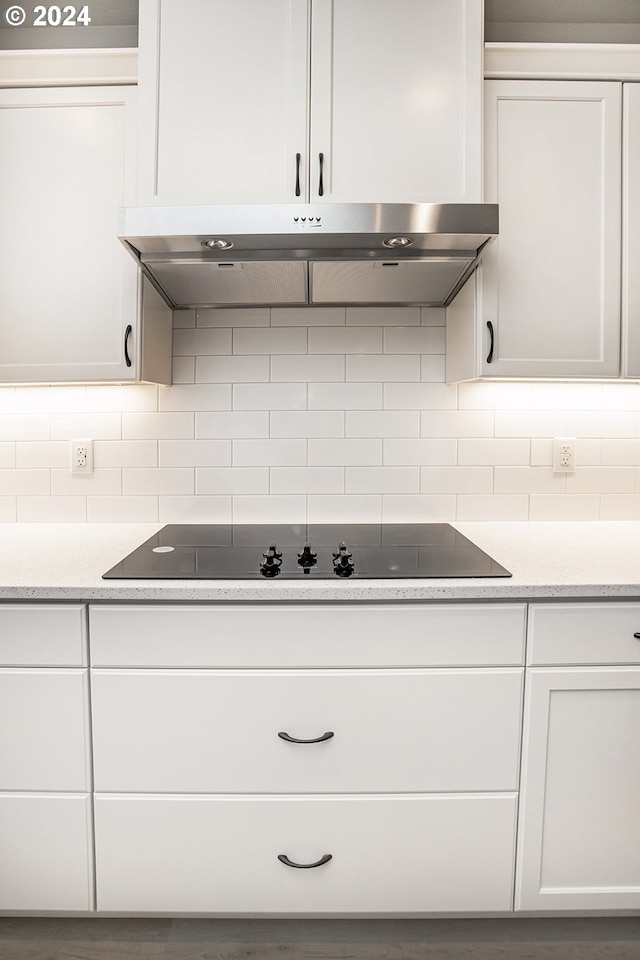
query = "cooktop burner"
(103, 523, 511, 580)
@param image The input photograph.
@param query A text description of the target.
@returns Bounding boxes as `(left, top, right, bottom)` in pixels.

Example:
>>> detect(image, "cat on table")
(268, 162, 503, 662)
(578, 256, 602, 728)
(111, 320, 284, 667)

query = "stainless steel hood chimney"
(118, 202, 498, 309)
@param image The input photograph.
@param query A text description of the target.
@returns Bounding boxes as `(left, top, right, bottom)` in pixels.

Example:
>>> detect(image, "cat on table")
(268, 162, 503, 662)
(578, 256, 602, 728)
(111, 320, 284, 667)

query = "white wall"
(0, 304, 639, 523)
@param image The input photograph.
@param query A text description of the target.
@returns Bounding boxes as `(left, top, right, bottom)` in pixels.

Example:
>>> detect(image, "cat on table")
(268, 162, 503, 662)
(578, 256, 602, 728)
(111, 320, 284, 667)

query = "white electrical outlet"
(553, 437, 576, 473)
(70, 439, 94, 475)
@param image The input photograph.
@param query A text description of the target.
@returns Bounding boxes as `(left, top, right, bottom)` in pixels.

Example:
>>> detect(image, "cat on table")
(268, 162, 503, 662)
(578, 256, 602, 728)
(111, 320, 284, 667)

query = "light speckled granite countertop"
(2, 521, 640, 602)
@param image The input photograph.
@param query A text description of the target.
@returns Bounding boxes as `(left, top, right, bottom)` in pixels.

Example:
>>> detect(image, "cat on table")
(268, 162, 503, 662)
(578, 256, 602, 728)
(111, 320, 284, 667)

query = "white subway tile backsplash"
(17, 441, 67, 469)
(529, 494, 600, 521)
(384, 327, 445, 354)
(420, 466, 493, 494)
(197, 411, 268, 440)
(347, 355, 420, 382)
(494, 467, 563, 494)
(384, 383, 457, 410)
(96, 440, 158, 469)
(308, 382, 382, 410)
(0, 497, 16, 521)
(3, 310, 640, 523)
(52, 469, 122, 497)
(456, 494, 530, 521)
(123, 468, 194, 496)
(458, 438, 530, 466)
(566, 466, 635, 494)
(0, 469, 50, 496)
(87, 496, 158, 522)
(159, 496, 232, 523)
(0, 442, 16, 468)
(196, 467, 269, 495)
(270, 411, 344, 438)
(308, 327, 382, 354)
(601, 494, 640, 519)
(17, 496, 86, 522)
(196, 355, 270, 383)
(172, 357, 196, 383)
(234, 327, 307, 355)
(14, 386, 87, 413)
(271, 355, 345, 382)
(347, 306, 420, 326)
(123, 412, 193, 440)
(382, 494, 456, 522)
(173, 327, 232, 356)
(0, 416, 49, 441)
(197, 308, 270, 327)
(270, 467, 344, 495)
(421, 411, 493, 438)
(159, 384, 232, 411)
(234, 383, 307, 411)
(272, 306, 345, 326)
(159, 440, 230, 468)
(233, 495, 306, 523)
(384, 439, 457, 466)
(347, 411, 420, 438)
(309, 439, 382, 466)
(346, 466, 419, 494)
(307, 494, 382, 522)
(232, 439, 306, 467)
(51, 413, 121, 441)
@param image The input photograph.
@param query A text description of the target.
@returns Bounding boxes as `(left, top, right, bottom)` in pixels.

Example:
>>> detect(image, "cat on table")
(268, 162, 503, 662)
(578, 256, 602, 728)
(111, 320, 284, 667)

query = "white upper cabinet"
(137, 0, 482, 205)
(479, 80, 622, 378)
(623, 83, 640, 377)
(0, 83, 172, 384)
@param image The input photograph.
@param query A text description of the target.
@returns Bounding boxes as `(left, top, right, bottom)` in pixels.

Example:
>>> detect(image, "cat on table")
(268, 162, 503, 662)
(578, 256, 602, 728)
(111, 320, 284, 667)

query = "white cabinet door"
(517, 667, 640, 911)
(138, 0, 482, 206)
(309, 0, 482, 203)
(0, 794, 93, 911)
(95, 793, 517, 913)
(623, 83, 640, 377)
(137, 0, 310, 204)
(0, 85, 145, 383)
(481, 80, 622, 378)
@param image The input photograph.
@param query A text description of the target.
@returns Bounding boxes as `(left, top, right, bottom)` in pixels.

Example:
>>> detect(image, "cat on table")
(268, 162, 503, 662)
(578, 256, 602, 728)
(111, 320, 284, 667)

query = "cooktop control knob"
(332, 542, 355, 578)
(297, 543, 317, 574)
(260, 543, 283, 578)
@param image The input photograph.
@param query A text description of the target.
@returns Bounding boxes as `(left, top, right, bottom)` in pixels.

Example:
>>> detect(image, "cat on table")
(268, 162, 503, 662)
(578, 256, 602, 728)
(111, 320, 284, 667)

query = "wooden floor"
(0, 918, 639, 960)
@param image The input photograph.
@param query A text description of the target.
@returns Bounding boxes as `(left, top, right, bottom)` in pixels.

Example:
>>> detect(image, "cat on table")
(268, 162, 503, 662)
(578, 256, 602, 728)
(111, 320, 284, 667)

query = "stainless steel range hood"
(118, 202, 498, 309)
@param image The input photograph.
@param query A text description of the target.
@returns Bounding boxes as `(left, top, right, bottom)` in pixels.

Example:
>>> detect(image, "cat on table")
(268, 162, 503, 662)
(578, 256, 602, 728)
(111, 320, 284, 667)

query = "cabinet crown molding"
(485, 41, 640, 81)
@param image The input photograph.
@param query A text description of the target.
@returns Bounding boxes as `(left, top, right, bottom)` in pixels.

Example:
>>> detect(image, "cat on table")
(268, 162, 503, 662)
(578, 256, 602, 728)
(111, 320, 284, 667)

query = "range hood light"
(202, 238, 234, 249)
(383, 236, 414, 248)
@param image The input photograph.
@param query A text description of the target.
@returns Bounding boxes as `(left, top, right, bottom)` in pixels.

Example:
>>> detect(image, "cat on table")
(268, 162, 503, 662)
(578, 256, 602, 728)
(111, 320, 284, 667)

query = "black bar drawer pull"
(123, 324, 133, 367)
(486, 320, 494, 364)
(295, 152, 301, 197)
(318, 152, 324, 196)
(278, 731, 334, 744)
(633, 632, 640, 639)
(278, 853, 333, 869)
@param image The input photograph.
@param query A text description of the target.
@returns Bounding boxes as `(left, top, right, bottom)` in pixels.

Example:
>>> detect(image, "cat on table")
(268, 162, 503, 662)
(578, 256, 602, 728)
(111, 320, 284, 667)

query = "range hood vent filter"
(119, 203, 498, 309)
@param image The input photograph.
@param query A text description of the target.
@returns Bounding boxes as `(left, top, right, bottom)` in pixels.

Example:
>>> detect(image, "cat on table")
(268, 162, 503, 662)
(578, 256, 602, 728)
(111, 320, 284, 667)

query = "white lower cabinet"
(516, 603, 640, 911)
(90, 602, 525, 914)
(0, 604, 93, 912)
(95, 794, 517, 914)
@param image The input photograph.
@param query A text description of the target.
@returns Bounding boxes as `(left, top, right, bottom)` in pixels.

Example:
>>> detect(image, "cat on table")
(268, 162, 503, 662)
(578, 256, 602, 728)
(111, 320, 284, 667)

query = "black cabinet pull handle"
(486, 320, 494, 364)
(633, 633, 640, 639)
(278, 731, 334, 744)
(278, 854, 333, 870)
(123, 324, 132, 367)
(318, 152, 324, 197)
(295, 152, 301, 197)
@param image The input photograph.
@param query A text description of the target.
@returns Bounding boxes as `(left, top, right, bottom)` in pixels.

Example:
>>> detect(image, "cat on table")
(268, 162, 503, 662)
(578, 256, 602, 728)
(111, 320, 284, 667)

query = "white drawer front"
(95, 793, 517, 914)
(528, 603, 640, 665)
(89, 603, 526, 667)
(0, 669, 90, 791)
(91, 668, 523, 793)
(0, 794, 93, 911)
(0, 604, 87, 666)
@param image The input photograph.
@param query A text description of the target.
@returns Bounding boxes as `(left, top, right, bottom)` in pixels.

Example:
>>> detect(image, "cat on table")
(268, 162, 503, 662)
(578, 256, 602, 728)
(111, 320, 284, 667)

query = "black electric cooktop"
(103, 523, 511, 581)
